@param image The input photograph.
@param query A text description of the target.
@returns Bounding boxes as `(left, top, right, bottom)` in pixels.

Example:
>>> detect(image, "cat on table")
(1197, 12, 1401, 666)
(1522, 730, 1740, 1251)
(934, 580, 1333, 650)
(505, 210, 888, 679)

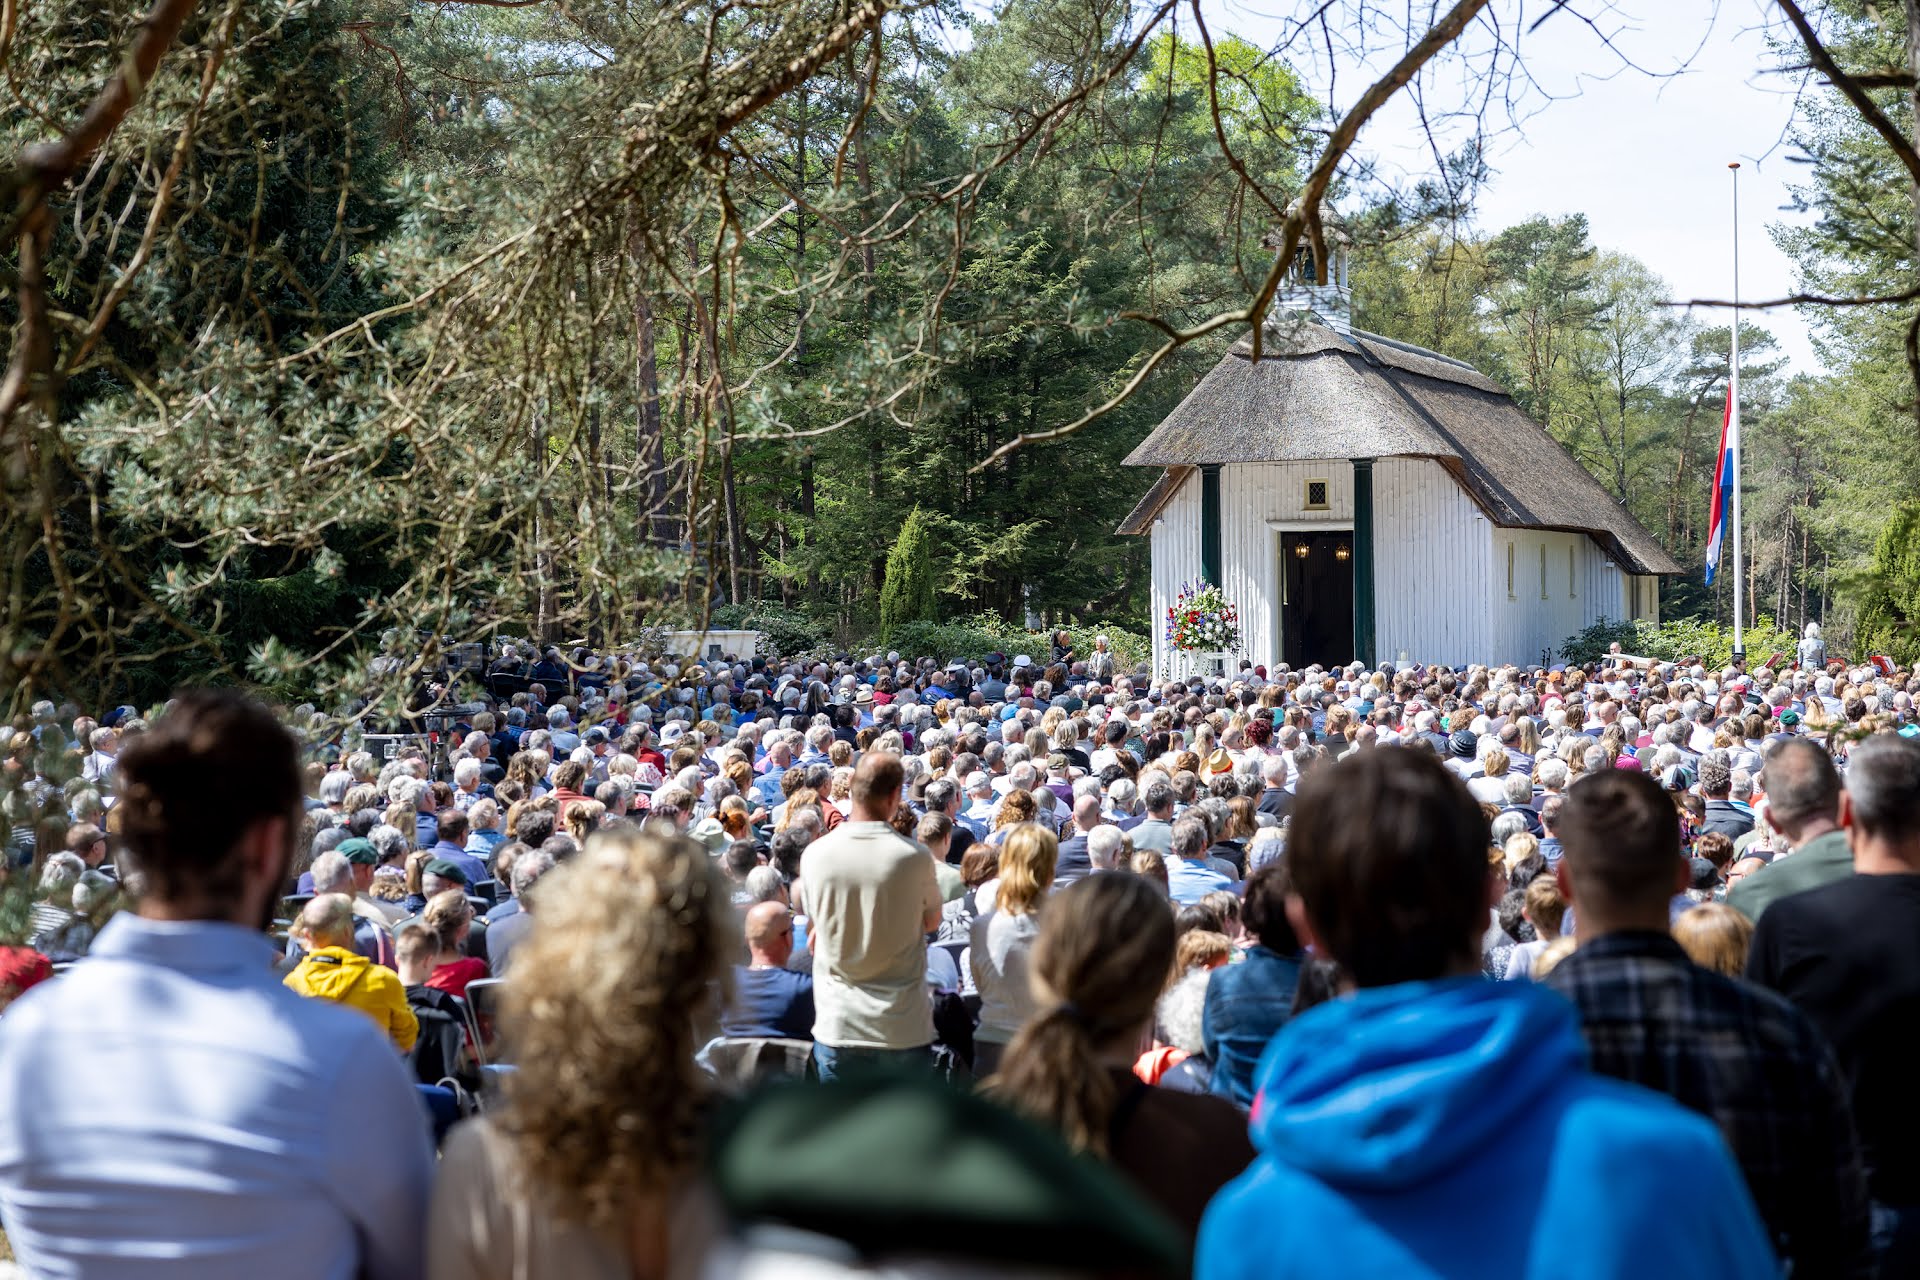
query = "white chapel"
(1120, 229, 1680, 673)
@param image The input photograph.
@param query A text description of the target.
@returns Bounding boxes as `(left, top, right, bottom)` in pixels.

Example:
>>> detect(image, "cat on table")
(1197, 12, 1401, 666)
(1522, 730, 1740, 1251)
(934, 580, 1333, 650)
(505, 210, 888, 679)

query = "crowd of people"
(0, 634, 1916, 1278)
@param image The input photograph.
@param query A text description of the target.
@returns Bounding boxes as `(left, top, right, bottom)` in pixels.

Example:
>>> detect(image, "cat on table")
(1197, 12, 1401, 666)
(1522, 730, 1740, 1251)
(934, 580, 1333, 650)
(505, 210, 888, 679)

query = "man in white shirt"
(0, 689, 434, 1280)
(81, 726, 118, 793)
(804, 752, 942, 1079)
(959, 771, 997, 836)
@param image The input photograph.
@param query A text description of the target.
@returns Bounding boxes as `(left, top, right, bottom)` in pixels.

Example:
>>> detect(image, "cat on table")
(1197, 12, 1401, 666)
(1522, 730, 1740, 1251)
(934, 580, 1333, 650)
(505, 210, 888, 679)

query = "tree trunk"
(633, 283, 672, 549)
(723, 442, 743, 604)
(532, 408, 557, 643)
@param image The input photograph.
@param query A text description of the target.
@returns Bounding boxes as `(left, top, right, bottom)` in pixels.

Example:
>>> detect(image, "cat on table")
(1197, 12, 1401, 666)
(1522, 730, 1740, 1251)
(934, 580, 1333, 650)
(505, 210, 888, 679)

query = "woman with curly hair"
(989, 872, 1252, 1247)
(427, 829, 731, 1280)
(987, 787, 1036, 844)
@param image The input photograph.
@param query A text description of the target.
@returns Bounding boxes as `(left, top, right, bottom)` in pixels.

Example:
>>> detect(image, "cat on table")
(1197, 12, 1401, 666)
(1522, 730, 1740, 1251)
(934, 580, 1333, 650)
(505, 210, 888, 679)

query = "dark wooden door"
(1281, 533, 1355, 668)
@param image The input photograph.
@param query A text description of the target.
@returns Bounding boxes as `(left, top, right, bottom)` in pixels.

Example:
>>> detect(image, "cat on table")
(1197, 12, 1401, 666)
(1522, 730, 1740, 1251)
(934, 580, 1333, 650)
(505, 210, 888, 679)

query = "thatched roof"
(1120, 313, 1682, 576)
(1116, 465, 1193, 536)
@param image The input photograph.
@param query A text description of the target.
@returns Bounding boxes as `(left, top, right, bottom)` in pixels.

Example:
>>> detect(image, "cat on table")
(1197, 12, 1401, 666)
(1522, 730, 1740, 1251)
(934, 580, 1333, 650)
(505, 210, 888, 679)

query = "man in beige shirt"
(803, 752, 941, 1078)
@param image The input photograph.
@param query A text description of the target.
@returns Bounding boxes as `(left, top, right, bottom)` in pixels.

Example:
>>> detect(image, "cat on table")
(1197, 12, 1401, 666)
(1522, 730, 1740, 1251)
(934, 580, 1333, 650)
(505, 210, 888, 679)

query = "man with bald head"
(283, 896, 417, 1051)
(1052, 793, 1103, 889)
(722, 900, 815, 1041)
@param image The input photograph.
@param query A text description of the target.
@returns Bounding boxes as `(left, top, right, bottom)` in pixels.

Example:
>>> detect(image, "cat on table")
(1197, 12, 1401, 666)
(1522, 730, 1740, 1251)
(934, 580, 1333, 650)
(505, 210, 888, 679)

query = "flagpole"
(1729, 161, 1746, 660)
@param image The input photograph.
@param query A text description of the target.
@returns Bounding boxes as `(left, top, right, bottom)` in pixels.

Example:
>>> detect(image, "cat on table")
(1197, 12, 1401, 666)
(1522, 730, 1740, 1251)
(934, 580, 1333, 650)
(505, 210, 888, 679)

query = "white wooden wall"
(1146, 457, 1665, 672)
(1482, 528, 1607, 666)
(1148, 473, 1202, 675)
(1373, 458, 1488, 669)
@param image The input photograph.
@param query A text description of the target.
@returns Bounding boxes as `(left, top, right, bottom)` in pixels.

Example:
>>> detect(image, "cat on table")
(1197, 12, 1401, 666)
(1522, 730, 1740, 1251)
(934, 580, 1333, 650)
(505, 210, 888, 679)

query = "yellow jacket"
(284, 946, 419, 1051)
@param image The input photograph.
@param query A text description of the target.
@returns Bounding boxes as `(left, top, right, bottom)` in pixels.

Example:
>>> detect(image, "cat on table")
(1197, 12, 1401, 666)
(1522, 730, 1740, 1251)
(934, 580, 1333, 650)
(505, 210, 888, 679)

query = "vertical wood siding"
(1148, 471, 1202, 674)
(1373, 458, 1488, 668)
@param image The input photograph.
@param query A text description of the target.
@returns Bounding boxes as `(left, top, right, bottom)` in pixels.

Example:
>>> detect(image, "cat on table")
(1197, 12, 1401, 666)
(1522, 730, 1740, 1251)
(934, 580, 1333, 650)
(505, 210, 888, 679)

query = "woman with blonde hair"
(562, 799, 606, 847)
(427, 830, 730, 1280)
(990, 872, 1252, 1245)
(971, 822, 1057, 1077)
(421, 889, 488, 998)
(1510, 716, 1541, 772)
(1672, 902, 1754, 977)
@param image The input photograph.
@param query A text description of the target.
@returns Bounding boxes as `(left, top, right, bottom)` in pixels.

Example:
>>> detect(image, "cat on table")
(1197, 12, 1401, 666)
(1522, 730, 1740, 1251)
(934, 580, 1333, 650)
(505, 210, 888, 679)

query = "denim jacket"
(1203, 945, 1304, 1108)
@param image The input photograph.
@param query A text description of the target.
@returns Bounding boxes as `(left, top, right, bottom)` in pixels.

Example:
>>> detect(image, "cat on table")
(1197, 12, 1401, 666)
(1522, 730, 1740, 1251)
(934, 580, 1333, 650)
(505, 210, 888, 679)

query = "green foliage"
(1852, 502, 1920, 663)
(876, 613, 1148, 671)
(1559, 615, 1800, 669)
(708, 599, 834, 657)
(879, 508, 939, 637)
(883, 617, 1020, 667)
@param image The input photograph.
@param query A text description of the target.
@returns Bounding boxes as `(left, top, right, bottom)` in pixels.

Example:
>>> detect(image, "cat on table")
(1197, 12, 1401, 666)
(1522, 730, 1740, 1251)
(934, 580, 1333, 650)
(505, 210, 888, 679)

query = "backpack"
(408, 1002, 472, 1090)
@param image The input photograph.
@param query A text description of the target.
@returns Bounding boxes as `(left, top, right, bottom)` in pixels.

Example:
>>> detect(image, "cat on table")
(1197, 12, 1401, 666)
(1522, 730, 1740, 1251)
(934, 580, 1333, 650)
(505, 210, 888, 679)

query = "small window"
(1507, 542, 1515, 598)
(1539, 545, 1548, 600)
(1304, 479, 1329, 511)
(1568, 545, 1577, 598)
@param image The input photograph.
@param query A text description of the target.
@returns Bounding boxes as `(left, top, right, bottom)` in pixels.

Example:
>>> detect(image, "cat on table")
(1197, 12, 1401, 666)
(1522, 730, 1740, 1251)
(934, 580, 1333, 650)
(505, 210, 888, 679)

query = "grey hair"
(1193, 797, 1229, 841)
(1503, 773, 1533, 806)
(318, 770, 353, 806)
(1170, 817, 1209, 860)
(744, 864, 787, 905)
(368, 824, 411, 863)
(1087, 824, 1125, 871)
(1490, 811, 1529, 847)
(454, 758, 483, 787)
(309, 850, 354, 895)
(38, 852, 85, 897)
(510, 849, 557, 899)
(1156, 969, 1211, 1054)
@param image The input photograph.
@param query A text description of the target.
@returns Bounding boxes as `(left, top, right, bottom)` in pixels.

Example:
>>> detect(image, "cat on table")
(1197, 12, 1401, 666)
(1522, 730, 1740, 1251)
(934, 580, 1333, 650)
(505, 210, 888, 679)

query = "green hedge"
(706, 600, 833, 658)
(865, 613, 1150, 673)
(699, 601, 1152, 671)
(1560, 615, 1800, 669)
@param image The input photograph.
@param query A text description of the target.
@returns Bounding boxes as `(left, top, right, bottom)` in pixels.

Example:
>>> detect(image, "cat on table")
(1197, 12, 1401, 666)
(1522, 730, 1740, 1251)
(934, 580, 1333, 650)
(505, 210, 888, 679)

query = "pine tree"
(879, 508, 938, 636)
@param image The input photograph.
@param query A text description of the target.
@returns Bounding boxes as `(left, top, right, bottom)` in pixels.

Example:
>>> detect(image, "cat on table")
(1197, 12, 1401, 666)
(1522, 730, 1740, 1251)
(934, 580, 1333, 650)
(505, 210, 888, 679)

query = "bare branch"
(971, 0, 1494, 471)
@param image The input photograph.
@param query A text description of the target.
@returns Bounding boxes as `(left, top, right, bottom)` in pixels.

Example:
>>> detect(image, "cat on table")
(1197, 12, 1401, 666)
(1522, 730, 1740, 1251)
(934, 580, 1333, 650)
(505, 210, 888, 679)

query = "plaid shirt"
(1547, 931, 1872, 1278)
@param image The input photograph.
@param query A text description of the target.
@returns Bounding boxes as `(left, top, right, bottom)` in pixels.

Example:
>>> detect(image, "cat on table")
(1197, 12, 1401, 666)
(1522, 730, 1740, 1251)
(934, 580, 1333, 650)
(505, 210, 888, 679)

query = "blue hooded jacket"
(1196, 978, 1778, 1279)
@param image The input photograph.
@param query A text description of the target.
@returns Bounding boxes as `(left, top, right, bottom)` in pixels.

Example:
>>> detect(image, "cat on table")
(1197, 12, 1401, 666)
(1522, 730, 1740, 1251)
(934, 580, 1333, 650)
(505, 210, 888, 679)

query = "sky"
(1200, 0, 1826, 372)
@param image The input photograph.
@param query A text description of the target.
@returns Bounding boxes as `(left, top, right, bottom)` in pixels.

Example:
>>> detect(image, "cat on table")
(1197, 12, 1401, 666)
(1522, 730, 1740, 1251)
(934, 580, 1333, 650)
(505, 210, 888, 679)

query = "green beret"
(422, 856, 469, 886)
(336, 838, 378, 866)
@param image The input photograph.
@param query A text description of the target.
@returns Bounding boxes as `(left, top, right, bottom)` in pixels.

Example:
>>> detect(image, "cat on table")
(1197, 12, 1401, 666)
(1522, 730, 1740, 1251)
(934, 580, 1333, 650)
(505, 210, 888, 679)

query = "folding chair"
(463, 977, 508, 1061)
(696, 1036, 814, 1089)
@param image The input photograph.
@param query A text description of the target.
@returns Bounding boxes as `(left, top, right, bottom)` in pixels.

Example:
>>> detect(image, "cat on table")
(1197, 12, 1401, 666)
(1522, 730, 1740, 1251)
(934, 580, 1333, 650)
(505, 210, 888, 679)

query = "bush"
(1559, 615, 1800, 669)
(1059, 621, 1151, 673)
(866, 613, 1151, 672)
(881, 616, 1020, 667)
(707, 599, 831, 657)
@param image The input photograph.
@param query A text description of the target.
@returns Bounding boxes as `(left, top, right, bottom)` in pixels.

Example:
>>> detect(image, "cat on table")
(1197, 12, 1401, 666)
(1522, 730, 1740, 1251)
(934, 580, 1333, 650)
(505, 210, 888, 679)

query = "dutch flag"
(1704, 385, 1733, 586)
